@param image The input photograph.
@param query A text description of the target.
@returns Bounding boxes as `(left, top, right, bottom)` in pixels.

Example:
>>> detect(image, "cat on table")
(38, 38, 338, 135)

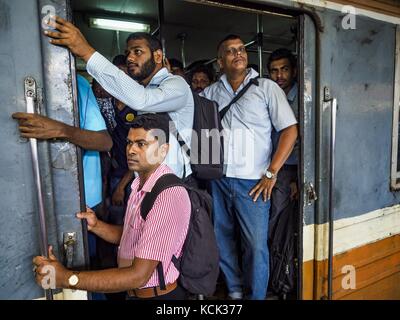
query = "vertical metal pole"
(327, 88, 337, 300)
(116, 30, 121, 55)
(257, 14, 263, 76)
(179, 33, 187, 68)
(24, 77, 53, 300)
(158, 0, 166, 58)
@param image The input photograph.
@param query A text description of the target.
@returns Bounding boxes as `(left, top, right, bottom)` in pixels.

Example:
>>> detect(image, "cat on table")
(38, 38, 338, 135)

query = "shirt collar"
(219, 68, 260, 94)
(287, 82, 298, 103)
(133, 163, 173, 193)
(147, 67, 170, 87)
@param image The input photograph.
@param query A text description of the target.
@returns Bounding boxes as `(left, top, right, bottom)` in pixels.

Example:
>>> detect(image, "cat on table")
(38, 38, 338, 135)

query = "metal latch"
(306, 182, 318, 205)
(63, 232, 77, 268)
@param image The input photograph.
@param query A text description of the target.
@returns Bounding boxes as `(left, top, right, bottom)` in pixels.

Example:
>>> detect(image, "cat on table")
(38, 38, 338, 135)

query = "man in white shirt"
(201, 35, 298, 300)
(44, 16, 193, 180)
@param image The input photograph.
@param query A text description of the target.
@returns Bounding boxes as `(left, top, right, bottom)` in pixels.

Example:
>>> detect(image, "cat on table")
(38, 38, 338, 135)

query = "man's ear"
(217, 57, 224, 70)
(153, 49, 163, 65)
(160, 143, 169, 158)
(293, 67, 298, 79)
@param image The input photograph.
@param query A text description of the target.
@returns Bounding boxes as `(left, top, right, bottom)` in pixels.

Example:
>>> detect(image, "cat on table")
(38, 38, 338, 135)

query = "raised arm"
(44, 16, 189, 113)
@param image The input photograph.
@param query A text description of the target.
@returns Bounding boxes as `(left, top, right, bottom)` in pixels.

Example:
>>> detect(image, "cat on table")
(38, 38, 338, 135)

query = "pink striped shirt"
(118, 164, 191, 288)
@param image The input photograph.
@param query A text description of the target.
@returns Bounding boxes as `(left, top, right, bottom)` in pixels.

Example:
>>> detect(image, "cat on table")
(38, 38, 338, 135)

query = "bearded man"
(44, 17, 194, 180)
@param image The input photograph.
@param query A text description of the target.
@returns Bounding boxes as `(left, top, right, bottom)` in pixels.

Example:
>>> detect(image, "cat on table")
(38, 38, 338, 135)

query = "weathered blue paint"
(300, 14, 317, 226)
(0, 0, 85, 299)
(317, 11, 400, 223)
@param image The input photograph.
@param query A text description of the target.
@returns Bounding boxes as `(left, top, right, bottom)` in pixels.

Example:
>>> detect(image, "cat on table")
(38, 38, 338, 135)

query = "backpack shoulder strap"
(140, 173, 185, 220)
(219, 76, 260, 120)
(139, 173, 186, 291)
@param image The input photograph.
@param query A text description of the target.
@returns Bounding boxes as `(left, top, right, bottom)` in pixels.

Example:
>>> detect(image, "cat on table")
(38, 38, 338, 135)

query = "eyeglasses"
(224, 46, 246, 57)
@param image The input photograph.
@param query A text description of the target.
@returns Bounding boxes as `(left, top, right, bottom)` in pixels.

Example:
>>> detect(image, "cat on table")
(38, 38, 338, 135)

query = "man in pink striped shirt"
(33, 114, 191, 300)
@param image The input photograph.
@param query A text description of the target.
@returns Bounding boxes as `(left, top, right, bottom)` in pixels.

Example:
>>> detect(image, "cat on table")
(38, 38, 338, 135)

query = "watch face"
(69, 274, 79, 286)
(266, 171, 273, 178)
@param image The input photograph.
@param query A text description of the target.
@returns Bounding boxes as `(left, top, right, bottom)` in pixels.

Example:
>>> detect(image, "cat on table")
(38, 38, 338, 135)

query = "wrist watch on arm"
(264, 168, 277, 179)
(67, 271, 80, 289)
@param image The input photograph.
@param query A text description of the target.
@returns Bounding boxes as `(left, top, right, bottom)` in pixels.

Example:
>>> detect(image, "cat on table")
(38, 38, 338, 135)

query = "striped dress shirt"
(118, 164, 191, 288)
(86, 52, 194, 178)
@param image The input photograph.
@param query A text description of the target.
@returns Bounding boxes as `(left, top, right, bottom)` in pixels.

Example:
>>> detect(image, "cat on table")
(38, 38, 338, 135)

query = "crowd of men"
(15, 15, 299, 300)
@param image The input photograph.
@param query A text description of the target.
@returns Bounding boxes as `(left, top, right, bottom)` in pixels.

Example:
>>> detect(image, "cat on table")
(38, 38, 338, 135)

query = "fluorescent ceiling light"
(89, 17, 150, 33)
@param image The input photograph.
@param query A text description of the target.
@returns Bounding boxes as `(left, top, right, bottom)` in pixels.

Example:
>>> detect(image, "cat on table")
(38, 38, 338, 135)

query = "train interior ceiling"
(72, 0, 298, 78)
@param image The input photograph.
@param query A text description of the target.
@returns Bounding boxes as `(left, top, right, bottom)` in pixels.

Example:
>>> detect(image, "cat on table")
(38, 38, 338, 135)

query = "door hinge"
(306, 182, 318, 205)
(63, 232, 77, 268)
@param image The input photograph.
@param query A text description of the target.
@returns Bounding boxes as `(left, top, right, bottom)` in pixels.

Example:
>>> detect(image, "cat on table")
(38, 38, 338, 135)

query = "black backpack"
(168, 92, 224, 180)
(170, 81, 259, 180)
(268, 199, 298, 298)
(140, 173, 220, 296)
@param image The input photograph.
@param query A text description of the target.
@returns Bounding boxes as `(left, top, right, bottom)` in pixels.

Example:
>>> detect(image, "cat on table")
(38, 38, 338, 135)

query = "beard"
(128, 57, 156, 83)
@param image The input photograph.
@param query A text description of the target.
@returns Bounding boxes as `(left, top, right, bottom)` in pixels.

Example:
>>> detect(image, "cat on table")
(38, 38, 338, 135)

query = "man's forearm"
(269, 124, 298, 173)
(62, 267, 144, 293)
(86, 53, 187, 113)
(91, 220, 123, 244)
(62, 125, 112, 151)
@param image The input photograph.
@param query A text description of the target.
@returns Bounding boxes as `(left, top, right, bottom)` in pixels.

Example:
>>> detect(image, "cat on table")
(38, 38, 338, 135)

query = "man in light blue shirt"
(44, 18, 193, 181)
(201, 35, 298, 300)
(77, 75, 108, 208)
(267, 48, 299, 297)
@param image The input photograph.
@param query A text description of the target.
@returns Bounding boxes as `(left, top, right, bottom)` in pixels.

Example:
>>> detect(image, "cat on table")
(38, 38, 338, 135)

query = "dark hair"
(129, 113, 170, 144)
(168, 58, 183, 70)
(217, 34, 243, 57)
(267, 48, 297, 71)
(126, 32, 162, 52)
(189, 65, 215, 83)
(112, 54, 126, 66)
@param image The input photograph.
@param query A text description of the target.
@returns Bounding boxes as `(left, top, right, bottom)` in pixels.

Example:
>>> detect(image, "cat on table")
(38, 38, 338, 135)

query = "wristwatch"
(264, 168, 276, 179)
(68, 271, 80, 289)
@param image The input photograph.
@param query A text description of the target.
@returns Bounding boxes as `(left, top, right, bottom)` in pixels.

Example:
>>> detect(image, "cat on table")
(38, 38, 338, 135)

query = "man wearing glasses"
(201, 35, 298, 300)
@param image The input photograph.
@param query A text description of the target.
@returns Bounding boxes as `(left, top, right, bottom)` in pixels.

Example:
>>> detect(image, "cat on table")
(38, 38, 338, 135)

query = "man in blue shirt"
(267, 48, 299, 297)
(201, 35, 298, 300)
(268, 48, 299, 248)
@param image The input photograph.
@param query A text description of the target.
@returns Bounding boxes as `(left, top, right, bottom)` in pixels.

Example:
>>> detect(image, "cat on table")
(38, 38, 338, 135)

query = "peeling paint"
(51, 142, 75, 170)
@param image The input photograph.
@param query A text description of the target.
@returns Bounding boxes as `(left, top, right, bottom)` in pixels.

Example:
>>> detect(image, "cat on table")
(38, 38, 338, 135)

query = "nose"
(126, 52, 136, 63)
(127, 143, 137, 155)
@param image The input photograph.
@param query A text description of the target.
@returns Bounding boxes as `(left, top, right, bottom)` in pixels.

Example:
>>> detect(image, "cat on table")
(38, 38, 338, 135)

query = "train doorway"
(70, 0, 317, 300)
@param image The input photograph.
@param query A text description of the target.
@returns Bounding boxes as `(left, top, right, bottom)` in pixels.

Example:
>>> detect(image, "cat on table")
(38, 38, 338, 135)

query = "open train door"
(0, 0, 88, 299)
(298, 13, 318, 300)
